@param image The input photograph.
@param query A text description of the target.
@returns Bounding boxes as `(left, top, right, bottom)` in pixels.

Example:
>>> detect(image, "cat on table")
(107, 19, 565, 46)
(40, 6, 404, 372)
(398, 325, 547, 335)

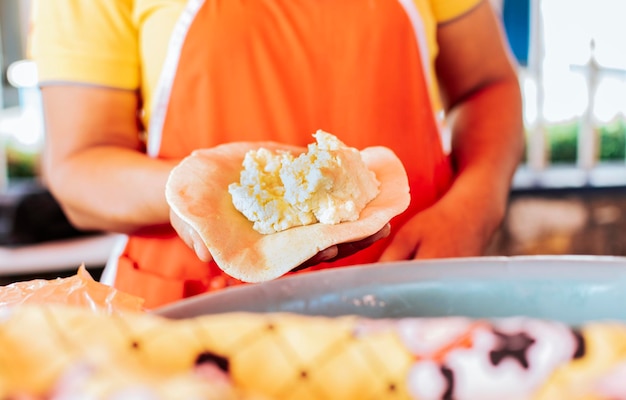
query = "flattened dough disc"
(166, 142, 410, 282)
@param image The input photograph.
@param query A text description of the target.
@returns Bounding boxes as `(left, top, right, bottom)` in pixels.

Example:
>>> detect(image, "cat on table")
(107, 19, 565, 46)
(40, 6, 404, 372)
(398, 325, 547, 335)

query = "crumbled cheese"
(228, 130, 380, 234)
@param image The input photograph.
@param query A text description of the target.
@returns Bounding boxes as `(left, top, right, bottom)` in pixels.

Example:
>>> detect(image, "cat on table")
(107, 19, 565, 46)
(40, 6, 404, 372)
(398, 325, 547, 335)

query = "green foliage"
(531, 118, 626, 164)
(547, 121, 578, 164)
(6, 147, 39, 179)
(598, 119, 626, 161)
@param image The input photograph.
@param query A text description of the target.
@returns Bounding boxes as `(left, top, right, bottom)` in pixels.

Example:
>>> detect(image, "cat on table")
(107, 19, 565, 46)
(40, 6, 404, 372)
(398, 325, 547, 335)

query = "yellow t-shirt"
(30, 0, 481, 125)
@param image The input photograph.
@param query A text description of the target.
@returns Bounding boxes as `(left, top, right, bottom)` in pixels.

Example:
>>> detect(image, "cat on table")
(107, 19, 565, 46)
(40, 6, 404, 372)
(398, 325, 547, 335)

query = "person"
(30, 0, 524, 308)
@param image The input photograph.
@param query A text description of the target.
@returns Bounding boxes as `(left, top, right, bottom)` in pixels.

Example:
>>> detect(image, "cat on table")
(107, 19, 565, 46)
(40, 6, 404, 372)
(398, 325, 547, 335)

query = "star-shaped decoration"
(489, 330, 536, 369)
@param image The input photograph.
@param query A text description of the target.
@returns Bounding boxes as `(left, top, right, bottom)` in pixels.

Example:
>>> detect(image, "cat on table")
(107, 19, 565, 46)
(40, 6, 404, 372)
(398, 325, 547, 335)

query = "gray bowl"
(155, 256, 626, 325)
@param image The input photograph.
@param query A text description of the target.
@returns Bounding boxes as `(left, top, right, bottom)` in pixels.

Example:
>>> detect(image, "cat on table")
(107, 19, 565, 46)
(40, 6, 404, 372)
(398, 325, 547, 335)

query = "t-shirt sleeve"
(30, 0, 139, 89)
(430, 0, 483, 24)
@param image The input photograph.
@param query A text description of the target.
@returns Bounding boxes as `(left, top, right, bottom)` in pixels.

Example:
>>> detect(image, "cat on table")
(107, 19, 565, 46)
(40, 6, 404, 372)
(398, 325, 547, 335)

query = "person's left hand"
(379, 186, 504, 261)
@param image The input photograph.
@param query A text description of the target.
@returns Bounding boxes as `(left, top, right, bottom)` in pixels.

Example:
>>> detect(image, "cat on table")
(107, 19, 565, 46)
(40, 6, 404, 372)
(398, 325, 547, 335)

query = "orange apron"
(114, 0, 453, 308)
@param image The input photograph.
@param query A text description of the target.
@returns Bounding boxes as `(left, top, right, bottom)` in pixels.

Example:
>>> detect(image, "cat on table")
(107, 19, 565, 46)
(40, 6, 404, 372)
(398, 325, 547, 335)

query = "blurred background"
(1, 0, 626, 276)
(490, 0, 626, 257)
(1, 0, 39, 186)
(0, 0, 119, 282)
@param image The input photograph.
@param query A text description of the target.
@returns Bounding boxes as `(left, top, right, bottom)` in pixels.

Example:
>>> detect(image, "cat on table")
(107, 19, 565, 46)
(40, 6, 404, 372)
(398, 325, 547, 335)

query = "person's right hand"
(170, 209, 213, 262)
(293, 223, 391, 271)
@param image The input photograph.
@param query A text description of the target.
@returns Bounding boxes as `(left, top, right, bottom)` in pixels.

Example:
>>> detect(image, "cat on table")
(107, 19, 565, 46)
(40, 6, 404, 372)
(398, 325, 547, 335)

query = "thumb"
(170, 208, 213, 262)
(379, 231, 419, 262)
(189, 227, 213, 263)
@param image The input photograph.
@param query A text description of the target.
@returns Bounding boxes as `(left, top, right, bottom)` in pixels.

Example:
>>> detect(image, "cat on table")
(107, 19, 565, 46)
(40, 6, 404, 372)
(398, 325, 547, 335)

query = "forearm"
(38, 85, 177, 234)
(432, 0, 524, 228)
(445, 77, 524, 233)
(45, 146, 177, 234)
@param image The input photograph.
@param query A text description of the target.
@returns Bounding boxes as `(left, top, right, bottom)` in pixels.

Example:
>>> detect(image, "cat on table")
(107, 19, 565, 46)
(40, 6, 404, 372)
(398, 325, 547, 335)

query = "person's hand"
(293, 223, 391, 271)
(170, 209, 213, 262)
(379, 184, 505, 261)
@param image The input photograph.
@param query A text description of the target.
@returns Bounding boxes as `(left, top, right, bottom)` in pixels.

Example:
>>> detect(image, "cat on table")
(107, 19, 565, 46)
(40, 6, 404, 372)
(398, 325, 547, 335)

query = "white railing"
(512, 0, 626, 190)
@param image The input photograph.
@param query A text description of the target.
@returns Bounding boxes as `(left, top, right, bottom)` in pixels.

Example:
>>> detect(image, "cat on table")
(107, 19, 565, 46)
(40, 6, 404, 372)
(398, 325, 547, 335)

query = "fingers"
(378, 239, 415, 262)
(292, 246, 339, 271)
(188, 227, 213, 262)
(170, 209, 213, 262)
(379, 225, 419, 262)
(294, 223, 393, 272)
(365, 223, 391, 245)
(335, 223, 391, 257)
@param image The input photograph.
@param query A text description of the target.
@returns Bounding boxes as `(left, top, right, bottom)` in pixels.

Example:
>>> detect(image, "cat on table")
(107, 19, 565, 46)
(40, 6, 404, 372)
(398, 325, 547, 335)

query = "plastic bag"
(0, 265, 144, 313)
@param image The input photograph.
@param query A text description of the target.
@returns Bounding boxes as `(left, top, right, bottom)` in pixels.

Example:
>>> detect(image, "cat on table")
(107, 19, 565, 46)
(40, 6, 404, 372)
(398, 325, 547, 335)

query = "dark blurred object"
(0, 179, 94, 246)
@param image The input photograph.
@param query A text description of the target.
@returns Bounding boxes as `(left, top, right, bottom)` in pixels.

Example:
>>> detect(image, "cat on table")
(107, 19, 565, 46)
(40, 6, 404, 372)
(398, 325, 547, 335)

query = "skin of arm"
(379, 0, 525, 260)
(40, 86, 176, 234)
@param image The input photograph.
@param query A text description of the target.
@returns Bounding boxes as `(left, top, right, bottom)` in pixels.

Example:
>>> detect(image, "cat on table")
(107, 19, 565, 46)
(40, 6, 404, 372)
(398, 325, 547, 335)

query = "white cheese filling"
(228, 130, 381, 234)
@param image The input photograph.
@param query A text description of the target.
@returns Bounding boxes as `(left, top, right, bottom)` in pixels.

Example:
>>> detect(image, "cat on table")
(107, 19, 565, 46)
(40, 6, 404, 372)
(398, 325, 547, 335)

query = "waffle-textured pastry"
(0, 304, 624, 399)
